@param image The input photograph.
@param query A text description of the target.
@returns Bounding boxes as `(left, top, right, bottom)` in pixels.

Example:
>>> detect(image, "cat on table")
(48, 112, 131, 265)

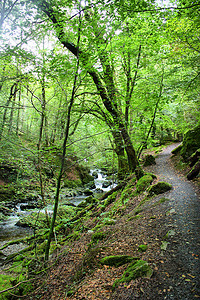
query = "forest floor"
(25, 143, 200, 300)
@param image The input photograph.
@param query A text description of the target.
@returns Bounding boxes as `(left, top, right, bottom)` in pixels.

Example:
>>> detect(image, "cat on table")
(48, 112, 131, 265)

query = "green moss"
(0, 185, 17, 203)
(0, 274, 15, 295)
(67, 231, 81, 241)
(85, 196, 98, 204)
(147, 182, 172, 196)
(91, 231, 107, 243)
(103, 218, 116, 225)
(163, 229, 175, 240)
(180, 124, 200, 159)
(100, 255, 139, 267)
(103, 190, 119, 207)
(153, 197, 170, 207)
(120, 177, 137, 204)
(128, 214, 143, 221)
(136, 175, 153, 194)
(134, 208, 142, 215)
(63, 178, 82, 188)
(113, 260, 153, 289)
(171, 144, 182, 155)
(66, 290, 75, 296)
(138, 244, 148, 252)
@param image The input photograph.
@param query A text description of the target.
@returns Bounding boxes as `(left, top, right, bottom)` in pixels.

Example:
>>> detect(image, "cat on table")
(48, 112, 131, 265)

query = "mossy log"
(100, 255, 139, 267)
(100, 175, 135, 200)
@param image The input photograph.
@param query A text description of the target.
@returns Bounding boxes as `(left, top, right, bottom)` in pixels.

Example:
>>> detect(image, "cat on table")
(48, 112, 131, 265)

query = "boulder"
(92, 171, 98, 178)
(15, 220, 31, 228)
(180, 124, 200, 160)
(187, 159, 200, 180)
(83, 189, 93, 196)
(148, 181, 172, 196)
(102, 180, 112, 188)
(20, 203, 38, 210)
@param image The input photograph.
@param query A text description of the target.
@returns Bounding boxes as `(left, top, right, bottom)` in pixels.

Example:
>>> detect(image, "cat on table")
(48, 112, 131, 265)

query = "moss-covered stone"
(100, 255, 139, 267)
(171, 144, 182, 155)
(63, 178, 82, 188)
(136, 175, 153, 194)
(147, 182, 172, 196)
(138, 244, 148, 252)
(113, 260, 153, 289)
(180, 124, 200, 159)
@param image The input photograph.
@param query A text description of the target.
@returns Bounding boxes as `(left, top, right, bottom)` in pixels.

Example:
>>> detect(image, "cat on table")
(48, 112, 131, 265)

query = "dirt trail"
(145, 143, 200, 299)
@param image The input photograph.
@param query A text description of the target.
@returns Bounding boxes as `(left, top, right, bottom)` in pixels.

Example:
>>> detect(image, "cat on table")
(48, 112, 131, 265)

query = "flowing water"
(0, 170, 115, 243)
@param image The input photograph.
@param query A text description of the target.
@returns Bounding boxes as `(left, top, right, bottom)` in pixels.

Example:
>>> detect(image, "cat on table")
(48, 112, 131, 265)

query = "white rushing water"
(0, 170, 116, 241)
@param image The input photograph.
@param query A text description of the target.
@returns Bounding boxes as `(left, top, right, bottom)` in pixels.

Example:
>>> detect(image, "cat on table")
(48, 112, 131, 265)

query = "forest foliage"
(0, 0, 199, 177)
(0, 0, 199, 297)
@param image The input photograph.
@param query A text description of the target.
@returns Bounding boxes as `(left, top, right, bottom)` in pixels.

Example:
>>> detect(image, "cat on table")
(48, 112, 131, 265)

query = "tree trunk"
(44, 14, 81, 261)
(112, 129, 128, 179)
(16, 85, 21, 135)
(34, 0, 142, 177)
(8, 83, 18, 134)
(0, 82, 18, 141)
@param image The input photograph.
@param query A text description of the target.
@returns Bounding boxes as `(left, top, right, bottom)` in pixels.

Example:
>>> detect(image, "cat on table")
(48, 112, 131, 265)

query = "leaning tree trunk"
(34, 0, 142, 177)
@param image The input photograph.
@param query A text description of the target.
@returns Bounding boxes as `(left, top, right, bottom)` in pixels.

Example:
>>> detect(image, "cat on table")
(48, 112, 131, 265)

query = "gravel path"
(146, 143, 200, 299)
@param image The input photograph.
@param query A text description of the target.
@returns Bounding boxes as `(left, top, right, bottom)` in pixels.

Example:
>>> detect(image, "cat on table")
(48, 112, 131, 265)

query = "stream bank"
(0, 169, 115, 260)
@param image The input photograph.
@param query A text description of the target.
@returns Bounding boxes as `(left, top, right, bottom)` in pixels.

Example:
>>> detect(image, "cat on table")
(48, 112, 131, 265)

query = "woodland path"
(144, 143, 200, 299)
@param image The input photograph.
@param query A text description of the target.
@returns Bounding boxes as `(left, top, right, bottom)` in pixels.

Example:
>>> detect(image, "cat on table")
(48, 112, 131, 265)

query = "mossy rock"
(83, 188, 94, 196)
(143, 154, 156, 166)
(63, 178, 82, 188)
(147, 182, 172, 196)
(171, 144, 182, 155)
(180, 124, 200, 159)
(136, 175, 153, 194)
(138, 244, 148, 252)
(113, 260, 153, 289)
(100, 255, 139, 267)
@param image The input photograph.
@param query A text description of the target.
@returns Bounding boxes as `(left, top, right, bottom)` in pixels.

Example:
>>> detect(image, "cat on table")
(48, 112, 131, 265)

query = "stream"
(0, 170, 115, 244)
